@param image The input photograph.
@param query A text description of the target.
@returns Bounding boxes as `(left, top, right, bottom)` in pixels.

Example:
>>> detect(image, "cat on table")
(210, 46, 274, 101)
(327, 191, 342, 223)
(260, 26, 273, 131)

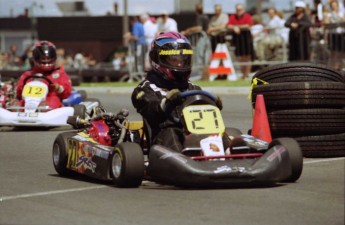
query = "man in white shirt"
(207, 4, 228, 52)
(140, 13, 158, 46)
(156, 11, 178, 33)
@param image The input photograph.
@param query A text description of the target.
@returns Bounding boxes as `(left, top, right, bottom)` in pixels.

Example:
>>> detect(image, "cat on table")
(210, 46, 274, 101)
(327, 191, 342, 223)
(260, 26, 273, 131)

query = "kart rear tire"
(269, 138, 303, 183)
(77, 90, 87, 100)
(110, 142, 144, 188)
(52, 132, 76, 177)
(73, 104, 87, 119)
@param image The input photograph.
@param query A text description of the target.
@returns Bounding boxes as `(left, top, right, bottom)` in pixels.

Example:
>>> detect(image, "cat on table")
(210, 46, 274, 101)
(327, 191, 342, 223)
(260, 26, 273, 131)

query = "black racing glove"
(215, 95, 223, 110)
(160, 89, 182, 111)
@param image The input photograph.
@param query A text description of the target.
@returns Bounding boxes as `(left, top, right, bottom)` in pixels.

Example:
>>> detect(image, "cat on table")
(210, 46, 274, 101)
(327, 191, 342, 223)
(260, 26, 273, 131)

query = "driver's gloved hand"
(160, 89, 182, 111)
(215, 95, 223, 110)
(49, 83, 64, 94)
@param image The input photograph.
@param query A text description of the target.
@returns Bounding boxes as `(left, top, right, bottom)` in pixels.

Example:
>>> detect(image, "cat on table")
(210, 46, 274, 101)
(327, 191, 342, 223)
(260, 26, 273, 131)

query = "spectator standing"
(207, 4, 228, 52)
(259, 7, 287, 61)
(56, 48, 67, 68)
(250, 15, 266, 61)
(140, 13, 158, 69)
(266, 8, 287, 44)
(0, 52, 10, 69)
(124, 16, 147, 73)
(227, 3, 254, 80)
(323, 0, 345, 70)
(156, 11, 178, 33)
(323, 0, 345, 23)
(140, 13, 158, 46)
(285, 1, 312, 61)
(181, 3, 211, 68)
(182, 3, 209, 35)
(20, 46, 33, 70)
(8, 44, 21, 68)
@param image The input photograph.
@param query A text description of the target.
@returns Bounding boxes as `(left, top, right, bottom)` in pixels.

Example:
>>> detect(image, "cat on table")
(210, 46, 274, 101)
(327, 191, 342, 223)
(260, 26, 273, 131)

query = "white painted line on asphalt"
(304, 157, 345, 164)
(1, 158, 344, 202)
(0, 185, 106, 202)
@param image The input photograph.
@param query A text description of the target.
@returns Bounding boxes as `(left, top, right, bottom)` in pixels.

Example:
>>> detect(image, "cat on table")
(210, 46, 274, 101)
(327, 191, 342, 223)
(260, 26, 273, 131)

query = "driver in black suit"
(132, 31, 223, 152)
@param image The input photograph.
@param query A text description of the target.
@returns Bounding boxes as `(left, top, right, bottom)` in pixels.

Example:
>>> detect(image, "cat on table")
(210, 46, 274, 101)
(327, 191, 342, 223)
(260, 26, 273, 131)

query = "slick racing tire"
(294, 133, 345, 158)
(269, 138, 303, 183)
(252, 62, 345, 84)
(110, 142, 145, 188)
(225, 127, 243, 138)
(268, 108, 345, 136)
(73, 104, 87, 119)
(77, 90, 87, 100)
(52, 132, 77, 177)
(251, 82, 345, 109)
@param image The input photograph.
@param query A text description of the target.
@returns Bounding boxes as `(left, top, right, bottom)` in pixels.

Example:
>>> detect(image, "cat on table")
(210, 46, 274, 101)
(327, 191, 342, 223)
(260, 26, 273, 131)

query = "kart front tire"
(73, 104, 87, 119)
(225, 127, 243, 138)
(110, 142, 144, 188)
(269, 138, 303, 183)
(52, 132, 76, 177)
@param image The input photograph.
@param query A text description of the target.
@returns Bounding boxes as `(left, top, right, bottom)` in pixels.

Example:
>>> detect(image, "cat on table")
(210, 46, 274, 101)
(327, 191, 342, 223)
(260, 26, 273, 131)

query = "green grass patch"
(80, 79, 251, 87)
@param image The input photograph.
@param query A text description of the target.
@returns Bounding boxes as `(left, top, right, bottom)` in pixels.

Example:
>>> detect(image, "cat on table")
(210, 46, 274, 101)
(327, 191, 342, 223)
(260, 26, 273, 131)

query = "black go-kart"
(52, 90, 303, 188)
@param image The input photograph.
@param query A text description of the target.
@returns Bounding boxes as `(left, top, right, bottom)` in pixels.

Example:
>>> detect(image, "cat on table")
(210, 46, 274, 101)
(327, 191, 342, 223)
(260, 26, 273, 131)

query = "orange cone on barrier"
(251, 94, 272, 142)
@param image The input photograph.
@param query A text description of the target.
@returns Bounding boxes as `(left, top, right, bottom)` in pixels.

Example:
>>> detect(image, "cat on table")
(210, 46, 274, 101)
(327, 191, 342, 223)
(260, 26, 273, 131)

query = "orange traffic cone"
(251, 94, 272, 142)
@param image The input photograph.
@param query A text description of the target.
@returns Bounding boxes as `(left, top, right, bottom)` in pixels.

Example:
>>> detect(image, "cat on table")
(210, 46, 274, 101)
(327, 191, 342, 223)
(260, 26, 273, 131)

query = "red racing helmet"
(32, 41, 57, 72)
(149, 32, 193, 83)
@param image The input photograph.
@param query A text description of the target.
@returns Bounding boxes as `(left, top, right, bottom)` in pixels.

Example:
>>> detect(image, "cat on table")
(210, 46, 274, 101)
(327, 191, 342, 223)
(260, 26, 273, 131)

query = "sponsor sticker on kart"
(183, 105, 225, 135)
(200, 135, 225, 158)
(17, 112, 39, 117)
(22, 85, 47, 98)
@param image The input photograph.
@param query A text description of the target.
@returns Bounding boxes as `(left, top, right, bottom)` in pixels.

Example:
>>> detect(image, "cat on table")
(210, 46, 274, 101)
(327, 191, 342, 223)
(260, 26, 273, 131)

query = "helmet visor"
(158, 48, 193, 70)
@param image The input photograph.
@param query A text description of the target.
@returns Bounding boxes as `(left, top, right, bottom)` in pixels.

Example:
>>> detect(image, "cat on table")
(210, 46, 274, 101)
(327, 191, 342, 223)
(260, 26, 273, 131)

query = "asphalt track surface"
(0, 88, 344, 225)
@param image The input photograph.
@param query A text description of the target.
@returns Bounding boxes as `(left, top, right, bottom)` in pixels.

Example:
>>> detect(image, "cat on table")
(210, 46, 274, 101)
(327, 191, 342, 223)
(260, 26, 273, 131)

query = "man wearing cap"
(156, 11, 178, 33)
(285, 1, 312, 61)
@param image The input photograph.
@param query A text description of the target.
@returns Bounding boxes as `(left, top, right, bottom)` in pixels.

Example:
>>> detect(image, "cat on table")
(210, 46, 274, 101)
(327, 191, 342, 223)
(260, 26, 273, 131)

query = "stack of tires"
(251, 63, 345, 157)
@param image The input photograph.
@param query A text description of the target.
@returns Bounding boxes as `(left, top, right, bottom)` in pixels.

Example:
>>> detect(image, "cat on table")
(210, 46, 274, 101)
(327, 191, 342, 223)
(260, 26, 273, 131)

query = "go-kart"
(0, 74, 99, 127)
(52, 90, 303, 188)
(0, 77, 87, 108)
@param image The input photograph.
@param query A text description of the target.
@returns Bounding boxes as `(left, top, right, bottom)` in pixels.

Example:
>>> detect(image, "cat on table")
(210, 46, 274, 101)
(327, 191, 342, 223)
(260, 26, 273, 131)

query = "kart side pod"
(147, 144, 294, 187)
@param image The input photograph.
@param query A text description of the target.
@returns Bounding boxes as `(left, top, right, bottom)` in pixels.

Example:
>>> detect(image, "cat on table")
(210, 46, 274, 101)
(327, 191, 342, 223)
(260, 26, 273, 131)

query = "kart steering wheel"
(164, 90, 218, 123)
(23, 74, 53, 89)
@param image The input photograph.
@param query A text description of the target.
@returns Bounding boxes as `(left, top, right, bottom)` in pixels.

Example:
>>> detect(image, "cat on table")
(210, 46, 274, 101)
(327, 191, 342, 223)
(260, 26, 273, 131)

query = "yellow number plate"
(182, 105, 225, 134)
(22, 86, 47, 98)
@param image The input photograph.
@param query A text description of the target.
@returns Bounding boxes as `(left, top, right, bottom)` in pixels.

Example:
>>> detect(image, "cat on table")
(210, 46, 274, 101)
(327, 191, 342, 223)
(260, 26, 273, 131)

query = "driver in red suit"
(16, 41, 72, 109)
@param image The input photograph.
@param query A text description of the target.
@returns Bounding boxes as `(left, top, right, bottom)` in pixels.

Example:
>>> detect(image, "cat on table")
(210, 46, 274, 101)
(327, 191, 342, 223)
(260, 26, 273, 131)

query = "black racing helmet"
(149, 31, 193, 83)
(32, 40, 57, 72)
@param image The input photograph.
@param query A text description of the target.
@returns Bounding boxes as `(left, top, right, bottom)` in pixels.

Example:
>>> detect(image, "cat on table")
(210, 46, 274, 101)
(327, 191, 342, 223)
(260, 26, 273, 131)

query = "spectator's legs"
(237, 55, 251, 79)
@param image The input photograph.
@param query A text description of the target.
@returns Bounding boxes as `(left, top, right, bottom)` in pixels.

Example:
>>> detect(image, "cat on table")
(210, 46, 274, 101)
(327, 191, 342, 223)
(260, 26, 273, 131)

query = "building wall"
(0, 13, 196, 61)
